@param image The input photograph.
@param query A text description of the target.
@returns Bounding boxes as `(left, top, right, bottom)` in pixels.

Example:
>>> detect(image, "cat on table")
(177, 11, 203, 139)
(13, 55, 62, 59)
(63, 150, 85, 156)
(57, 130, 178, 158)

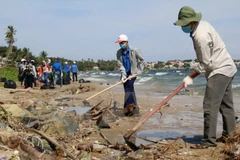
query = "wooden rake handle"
(124, 82, 185, 140)
(85, 74, 138, 101)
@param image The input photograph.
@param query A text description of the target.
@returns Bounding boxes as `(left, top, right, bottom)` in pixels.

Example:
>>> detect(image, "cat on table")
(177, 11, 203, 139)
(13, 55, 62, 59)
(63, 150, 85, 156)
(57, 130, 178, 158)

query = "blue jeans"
(54, 71, 62, 87)
(43, 72, 48, 84)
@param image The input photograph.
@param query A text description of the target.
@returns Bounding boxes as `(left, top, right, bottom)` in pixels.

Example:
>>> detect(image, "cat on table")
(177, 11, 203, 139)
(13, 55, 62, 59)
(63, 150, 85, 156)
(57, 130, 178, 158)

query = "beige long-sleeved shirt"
(191, 21, 237, 79)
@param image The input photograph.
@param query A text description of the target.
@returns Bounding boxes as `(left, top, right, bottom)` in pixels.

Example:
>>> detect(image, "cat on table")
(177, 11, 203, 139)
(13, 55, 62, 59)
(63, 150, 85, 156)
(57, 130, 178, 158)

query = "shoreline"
(0, 81, 239, 159)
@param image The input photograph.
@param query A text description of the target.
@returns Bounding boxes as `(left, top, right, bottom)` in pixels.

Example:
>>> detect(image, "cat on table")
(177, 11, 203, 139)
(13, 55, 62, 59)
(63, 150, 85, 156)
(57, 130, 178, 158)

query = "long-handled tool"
(82, 74, 138, 106)
(123, 70, 199, 150)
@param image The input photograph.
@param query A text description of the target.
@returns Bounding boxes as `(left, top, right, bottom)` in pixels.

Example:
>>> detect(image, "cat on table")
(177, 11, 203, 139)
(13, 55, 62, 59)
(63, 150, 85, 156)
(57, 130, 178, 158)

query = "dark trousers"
(31, 75, 36, 87)
(202, 74, 236, 145)
(123, 77, 137, 108)
(20, 80, 24, 85)
(72, 72, 78, 82)
(24, 75, 33, 88)
(67, 71, 71, 80)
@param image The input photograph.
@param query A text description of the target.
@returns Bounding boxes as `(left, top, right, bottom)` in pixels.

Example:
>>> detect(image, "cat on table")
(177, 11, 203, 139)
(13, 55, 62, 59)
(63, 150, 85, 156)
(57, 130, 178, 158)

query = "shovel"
(82, 74, 138, 106)
(123, 71, 199, 150)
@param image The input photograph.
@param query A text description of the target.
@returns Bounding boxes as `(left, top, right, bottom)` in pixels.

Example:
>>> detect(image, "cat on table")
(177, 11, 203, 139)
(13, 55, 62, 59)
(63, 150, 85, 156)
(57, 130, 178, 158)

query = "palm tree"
(5, 25, 17, 62)
(39, 51, 48, 62)
(22, 47, 32, 58)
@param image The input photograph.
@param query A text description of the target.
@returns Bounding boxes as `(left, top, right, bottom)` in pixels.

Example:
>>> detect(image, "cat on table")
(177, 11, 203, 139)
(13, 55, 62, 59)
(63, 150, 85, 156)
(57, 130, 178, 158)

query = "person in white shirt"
(174, 6, 237, 149)
(18, 58, 26, 88)
(30, 60, 37, 87)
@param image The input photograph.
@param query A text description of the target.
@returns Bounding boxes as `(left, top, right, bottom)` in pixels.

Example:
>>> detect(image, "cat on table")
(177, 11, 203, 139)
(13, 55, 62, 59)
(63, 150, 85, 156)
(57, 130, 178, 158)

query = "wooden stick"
(134, 135, 159, 144)
(99, 132, 112, 145)
(25, 127, 76, 159)
(124, 82, 185, 142)
(84, 74, 138, 102)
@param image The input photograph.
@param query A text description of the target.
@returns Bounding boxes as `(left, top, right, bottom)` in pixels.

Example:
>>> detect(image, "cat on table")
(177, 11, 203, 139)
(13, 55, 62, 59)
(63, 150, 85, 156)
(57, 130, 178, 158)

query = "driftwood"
(0, 144, 13, 151)
(76, 142, 93, 151)
(19, 140, 43, 158)
(0, 105, 24, 131)
(99, 132, 112, 145)
(134, 135, 159, 144)
(25, 119, 55, 129)
(19, 139, 60, 160)
(106, 109, 118, 119)
(9, 89, 35, 94)
(24, 127, 76, 159)
(0, 106, 76, 159)
(108, 143, 129, 150)
(139, 144, 152, 150)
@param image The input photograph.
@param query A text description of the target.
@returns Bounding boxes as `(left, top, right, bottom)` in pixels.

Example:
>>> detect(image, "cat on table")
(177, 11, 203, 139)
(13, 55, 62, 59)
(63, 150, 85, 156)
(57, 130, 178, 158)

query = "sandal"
(190, 144, 216, 149)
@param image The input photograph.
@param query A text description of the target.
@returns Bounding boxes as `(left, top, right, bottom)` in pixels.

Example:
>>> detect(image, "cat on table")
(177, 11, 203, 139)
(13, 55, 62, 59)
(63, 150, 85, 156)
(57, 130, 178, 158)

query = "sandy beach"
(0, 81, 240, 159)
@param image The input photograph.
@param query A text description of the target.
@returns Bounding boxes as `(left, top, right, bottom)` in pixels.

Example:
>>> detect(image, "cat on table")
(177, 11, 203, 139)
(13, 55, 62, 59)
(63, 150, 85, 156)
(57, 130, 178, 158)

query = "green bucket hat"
(174, 6, 202, 26)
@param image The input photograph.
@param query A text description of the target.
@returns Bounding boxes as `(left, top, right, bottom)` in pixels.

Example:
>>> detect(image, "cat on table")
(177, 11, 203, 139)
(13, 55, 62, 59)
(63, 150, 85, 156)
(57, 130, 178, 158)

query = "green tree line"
(0, 46, 118, 71)
(0, 25, 118, 71)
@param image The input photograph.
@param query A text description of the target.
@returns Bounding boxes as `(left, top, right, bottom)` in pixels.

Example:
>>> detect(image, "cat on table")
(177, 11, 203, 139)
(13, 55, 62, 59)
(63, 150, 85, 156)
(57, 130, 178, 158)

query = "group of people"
(116, 6, 237, 149)
(18, 58, 79, 89)
(18, 58, 38, 89)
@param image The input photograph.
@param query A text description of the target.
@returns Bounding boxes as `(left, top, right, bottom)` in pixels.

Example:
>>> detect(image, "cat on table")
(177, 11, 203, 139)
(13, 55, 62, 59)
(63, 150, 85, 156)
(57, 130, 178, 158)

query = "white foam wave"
(135, 77, 153, 85)
(108, 73, 119, 76)
(100, 72, 106, 75)
(155, 72, 168, 76)
(146, 74, 154, 76)
(138, 77, 152, 82)
(90, 75, 102, 78)
(83, 77, 106, 82)
(233, 84, 240, 89)
(179, 73, 185, 76)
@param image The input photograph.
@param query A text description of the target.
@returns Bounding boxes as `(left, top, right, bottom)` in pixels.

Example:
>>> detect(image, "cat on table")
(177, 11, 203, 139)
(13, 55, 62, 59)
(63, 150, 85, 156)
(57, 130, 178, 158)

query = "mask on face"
(120, 43, 127, 49)
(181, 26, 192, 33)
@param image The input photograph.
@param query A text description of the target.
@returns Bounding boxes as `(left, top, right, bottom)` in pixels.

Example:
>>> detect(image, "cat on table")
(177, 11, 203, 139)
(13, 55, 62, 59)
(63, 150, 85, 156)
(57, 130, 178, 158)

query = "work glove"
(183, 75, 193, 88)
(121, 72, 127, 83)
(60, 71, 63, 77)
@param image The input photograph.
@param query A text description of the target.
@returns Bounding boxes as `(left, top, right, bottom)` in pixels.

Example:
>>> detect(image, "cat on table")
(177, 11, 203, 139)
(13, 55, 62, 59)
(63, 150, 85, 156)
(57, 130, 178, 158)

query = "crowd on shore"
(18, 58, 79, 89)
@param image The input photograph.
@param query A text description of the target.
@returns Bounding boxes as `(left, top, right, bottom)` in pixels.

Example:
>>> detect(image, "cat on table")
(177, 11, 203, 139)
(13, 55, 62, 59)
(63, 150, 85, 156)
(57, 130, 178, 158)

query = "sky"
(0, 0, 239, 62)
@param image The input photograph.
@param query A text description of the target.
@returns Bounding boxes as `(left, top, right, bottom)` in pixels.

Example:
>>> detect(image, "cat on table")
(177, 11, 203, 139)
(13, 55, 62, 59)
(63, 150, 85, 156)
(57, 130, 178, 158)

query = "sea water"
(78, 68, 240, 96)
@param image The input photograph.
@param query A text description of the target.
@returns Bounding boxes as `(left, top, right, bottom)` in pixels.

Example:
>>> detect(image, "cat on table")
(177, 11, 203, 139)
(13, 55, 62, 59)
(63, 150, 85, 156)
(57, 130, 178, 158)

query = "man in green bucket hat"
(174, 6, 237, 149)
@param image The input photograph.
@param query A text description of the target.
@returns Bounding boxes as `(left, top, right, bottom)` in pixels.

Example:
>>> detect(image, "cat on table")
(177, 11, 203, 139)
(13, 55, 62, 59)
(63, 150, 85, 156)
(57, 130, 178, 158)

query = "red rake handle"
(124, 82, 185, 139)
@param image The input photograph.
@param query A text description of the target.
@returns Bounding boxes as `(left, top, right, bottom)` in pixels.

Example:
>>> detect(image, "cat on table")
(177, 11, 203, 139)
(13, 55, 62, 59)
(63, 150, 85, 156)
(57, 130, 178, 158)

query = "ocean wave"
(233, 84, 240, 89)
(155, 72, 168, 76)
(179, 73, 186, 76)
(83, 77, 106, 82)
(100, 72, 106, 75)
(146, 74, 154, 76)
(108, 73, 119, 76)
(135, 77, 153, 85)
(90, 75, 102, 78)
